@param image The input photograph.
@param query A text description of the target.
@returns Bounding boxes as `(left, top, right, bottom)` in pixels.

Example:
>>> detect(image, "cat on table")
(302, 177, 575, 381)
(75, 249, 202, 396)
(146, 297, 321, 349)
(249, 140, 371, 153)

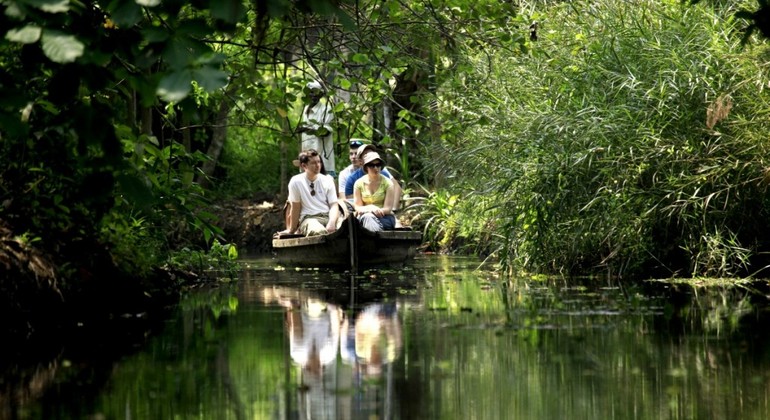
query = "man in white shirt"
(298, 81, 336, 178)
(279, 149, 341, 237)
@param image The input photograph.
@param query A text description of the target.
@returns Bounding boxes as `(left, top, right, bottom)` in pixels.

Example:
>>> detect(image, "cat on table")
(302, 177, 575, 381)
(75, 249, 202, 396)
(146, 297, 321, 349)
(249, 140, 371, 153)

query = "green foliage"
(214, 127, 283, 199)
(408, 185, 497, 255)
(165, 239, 240, 282)
(431, 0, 770, 278)
(99, 212, 163, 278)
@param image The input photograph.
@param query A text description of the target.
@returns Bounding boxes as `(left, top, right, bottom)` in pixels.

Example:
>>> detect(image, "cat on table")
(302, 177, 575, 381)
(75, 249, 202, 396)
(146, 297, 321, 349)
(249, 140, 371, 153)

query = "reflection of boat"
(272, 203, 422, 270)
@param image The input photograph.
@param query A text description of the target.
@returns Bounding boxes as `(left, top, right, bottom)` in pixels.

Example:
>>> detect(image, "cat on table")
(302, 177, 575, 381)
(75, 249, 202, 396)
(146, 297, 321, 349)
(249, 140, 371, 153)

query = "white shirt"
(337, 164, 355, 196)
(287, 172, 337, 217)
(300, 100, 336, 174)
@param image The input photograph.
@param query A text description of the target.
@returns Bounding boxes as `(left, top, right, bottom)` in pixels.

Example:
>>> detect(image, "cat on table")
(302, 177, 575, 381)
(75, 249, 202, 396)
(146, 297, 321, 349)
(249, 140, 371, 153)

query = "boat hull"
(272, 217, 422, 269)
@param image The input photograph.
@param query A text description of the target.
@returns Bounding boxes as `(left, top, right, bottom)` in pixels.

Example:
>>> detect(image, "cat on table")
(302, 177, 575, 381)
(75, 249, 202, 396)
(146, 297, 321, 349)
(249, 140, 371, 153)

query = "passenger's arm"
(326, 202, 341, 233)
(389, 179, 402, 211)
(284, 201, 301, 234)
(377, 185, 395, 217)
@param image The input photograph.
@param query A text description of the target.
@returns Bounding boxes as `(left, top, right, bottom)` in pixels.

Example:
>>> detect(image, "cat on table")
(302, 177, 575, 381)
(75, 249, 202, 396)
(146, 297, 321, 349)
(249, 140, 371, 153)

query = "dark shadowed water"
(3, 255, 770, 419)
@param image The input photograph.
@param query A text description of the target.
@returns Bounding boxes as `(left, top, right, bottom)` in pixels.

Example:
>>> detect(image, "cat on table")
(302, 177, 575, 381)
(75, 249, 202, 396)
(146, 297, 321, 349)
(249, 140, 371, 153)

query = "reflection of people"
(354, 152, 397, 232)
(297, 81, 336, 178)
(352, 303, 403, 377)
(277, 149, 341, 237)
(284, 297, 342, 420)
(287, 299, 341, 372)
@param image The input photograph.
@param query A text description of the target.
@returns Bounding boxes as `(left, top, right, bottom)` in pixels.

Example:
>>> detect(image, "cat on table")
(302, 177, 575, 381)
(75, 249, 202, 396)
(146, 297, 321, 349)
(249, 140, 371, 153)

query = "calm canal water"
(4, 255, 770, 419)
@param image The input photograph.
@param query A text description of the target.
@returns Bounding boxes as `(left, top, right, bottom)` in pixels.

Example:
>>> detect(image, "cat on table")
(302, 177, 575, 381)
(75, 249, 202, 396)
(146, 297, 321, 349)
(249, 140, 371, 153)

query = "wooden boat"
(272, 203, 422, 270)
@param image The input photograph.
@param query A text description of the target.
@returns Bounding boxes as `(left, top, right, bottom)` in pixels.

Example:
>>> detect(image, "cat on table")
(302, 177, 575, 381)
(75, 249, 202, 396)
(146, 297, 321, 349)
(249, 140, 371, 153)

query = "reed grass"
(425, 0, 770, 278)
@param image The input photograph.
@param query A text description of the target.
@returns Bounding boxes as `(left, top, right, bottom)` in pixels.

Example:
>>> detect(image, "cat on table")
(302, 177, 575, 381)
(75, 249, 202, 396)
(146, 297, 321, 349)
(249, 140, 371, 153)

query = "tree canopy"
(4, 0, 770, 297)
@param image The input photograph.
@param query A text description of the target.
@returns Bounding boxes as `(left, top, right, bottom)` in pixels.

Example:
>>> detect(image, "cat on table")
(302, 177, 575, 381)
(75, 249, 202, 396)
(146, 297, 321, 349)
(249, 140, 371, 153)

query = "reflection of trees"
(0, 360, 59, 417)
(401, 275, 770, 419)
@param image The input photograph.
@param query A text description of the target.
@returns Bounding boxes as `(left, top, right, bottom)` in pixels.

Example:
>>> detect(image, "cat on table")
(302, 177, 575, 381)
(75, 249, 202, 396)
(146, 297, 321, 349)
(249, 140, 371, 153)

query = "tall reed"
(428, 0, 770, 278)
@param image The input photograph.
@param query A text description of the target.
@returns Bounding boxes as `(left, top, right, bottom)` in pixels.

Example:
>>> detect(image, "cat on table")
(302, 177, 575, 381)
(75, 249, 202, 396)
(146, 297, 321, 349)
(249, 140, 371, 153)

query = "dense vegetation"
(3, 0, 770, 332)
(420, 0, 770, 279)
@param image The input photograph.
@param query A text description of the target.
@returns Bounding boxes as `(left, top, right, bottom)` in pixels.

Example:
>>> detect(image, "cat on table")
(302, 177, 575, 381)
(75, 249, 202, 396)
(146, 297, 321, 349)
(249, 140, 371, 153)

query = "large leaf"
(108, 0, 143, 27)
(157, 70, 192, 102)
(5, 25, 42, 44)
(163, 37, 211, 69)
(41, 30, 84, 63)
(209, 0, 246, 24)
(27, 0, 70, 13)
(192, 66, 228, 92)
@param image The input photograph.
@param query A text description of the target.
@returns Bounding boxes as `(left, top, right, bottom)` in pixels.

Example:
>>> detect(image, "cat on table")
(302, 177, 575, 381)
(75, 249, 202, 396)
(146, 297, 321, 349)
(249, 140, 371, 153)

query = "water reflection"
(4, 256, 770, 419)
(263, 283, 405, 420)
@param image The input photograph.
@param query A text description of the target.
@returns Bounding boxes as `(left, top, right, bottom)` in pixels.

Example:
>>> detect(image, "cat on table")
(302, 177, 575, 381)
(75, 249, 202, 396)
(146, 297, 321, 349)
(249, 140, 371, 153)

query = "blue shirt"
(344, 168, 391, 197)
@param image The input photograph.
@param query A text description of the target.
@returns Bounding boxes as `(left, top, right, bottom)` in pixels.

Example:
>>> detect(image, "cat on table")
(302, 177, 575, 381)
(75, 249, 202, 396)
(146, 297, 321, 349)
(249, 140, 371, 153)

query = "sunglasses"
(365, 162, 383, 169)
(350, 140, 364, 148)
(309, 182, 316, 196)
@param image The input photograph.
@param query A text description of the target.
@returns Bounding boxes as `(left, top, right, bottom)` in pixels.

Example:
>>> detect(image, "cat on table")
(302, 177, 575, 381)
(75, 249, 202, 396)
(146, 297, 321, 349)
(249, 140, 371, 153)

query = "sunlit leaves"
(430, 0, 770, 278)
(5, 25, 41, 43)
(28, 0, 70, 13)
(41, 30, 84, 63)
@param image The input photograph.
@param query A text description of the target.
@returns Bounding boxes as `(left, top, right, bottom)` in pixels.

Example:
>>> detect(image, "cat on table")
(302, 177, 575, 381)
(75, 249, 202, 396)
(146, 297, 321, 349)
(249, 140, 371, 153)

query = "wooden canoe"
(271, 203, 422, 270)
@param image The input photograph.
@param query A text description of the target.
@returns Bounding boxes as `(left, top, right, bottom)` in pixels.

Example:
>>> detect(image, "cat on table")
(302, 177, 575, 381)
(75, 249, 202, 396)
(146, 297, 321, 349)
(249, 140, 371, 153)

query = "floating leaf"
(41, 30, 84, 63)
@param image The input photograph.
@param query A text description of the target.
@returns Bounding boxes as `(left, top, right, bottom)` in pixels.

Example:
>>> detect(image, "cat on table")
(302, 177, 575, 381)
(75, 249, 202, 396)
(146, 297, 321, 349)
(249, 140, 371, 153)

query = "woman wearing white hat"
(353, 152, 396, 232)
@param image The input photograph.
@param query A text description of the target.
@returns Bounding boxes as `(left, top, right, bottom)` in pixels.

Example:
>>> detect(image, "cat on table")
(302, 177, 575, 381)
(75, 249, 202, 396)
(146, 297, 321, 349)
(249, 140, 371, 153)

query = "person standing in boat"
(278, 149, 341, 237)
(297, 81, 336, 178)
(353, 152, 397, 232)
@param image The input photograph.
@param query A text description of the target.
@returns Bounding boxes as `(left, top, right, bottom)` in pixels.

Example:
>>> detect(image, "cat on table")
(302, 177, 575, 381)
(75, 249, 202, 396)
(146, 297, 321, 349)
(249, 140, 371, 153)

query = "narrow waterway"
(3, 255, 770, 419)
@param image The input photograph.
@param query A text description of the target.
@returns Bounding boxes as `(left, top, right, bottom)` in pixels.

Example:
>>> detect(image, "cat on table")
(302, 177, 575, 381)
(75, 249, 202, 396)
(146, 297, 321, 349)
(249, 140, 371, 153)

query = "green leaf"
(5, 25, 42, 44)
(28, 0, 70, 13)
(116, 174, 155, 210)
(158, 70, 193, 102)
(109, 0, 143, 27)
(141, 27, 169, 43)
(4, 2, 24, 18)
(352, 53, 369, 64)
(41, 30, 84, 63)
(227, 245, 239, 260)
(191, 66, 228, 92)
(209, 0, 246, 24)
(164, 38, 210, 69)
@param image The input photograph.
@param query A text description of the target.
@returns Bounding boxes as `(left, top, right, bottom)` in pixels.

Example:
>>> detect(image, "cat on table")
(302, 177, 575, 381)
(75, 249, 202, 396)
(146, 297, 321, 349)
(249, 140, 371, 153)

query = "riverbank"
(210, 197, 285, 255)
